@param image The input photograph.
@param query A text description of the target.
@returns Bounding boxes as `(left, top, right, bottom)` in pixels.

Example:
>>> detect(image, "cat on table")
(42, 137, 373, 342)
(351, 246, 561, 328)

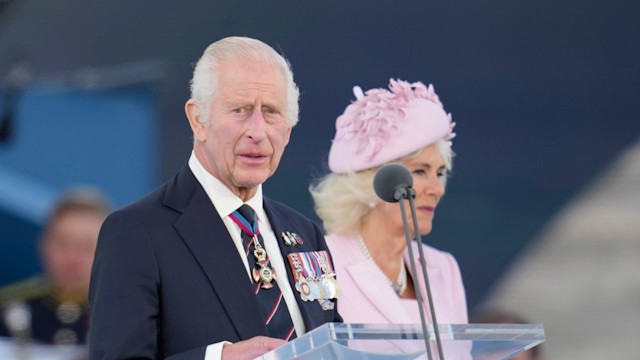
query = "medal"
(290, 232, 304, 245)
(320, 275, 340, 299)
(251, 236, 276, 289)
(56, 301, 82, 324)
(291, 233, 304, 245)
(282, 231, 303, 246)
(295, 278, 313, 301)
(230, 206, 278, 290)
(281, 232, 292, 245)
(307, 279, 323, 301)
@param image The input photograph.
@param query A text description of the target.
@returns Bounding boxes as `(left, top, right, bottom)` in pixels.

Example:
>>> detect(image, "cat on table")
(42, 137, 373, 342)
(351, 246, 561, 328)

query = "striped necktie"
(230, 204, 296, 341)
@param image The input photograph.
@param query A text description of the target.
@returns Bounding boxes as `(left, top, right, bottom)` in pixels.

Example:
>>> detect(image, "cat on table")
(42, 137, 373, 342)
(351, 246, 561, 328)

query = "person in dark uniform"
(0, 189, 109, 345)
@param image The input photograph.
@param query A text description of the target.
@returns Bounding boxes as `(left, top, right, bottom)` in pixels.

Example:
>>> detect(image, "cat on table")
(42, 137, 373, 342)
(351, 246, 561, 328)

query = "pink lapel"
(345, 258, 414, 324)
(405, 242, 448, 324)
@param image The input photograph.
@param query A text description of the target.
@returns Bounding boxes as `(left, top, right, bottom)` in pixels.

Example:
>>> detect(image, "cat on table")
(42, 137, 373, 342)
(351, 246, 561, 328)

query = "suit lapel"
(167, 167, 268, 340)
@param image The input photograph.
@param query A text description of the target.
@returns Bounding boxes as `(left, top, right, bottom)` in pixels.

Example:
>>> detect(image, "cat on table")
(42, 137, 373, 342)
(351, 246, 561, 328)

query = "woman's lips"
(417, 206, 435, 213)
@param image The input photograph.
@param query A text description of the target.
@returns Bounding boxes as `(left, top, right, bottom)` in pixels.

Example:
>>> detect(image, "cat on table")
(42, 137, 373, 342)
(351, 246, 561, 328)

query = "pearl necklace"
(356, 234, 407, 296)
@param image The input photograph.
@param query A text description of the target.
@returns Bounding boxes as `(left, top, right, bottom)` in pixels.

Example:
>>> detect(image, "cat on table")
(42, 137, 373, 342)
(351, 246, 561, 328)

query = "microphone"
(373, 163, 414, 202)
(373, 163, 445, 360)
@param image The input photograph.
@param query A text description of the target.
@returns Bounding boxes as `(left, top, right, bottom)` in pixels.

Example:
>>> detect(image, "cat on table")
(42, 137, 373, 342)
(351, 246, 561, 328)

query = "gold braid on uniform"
(0, 276, 48, 307)
(0, 276, 90, 345)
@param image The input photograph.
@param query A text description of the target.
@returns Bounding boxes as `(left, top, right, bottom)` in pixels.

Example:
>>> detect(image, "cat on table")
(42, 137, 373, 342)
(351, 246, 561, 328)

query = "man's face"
(188, 59, 291, 200)
(41, 210, 104, 293)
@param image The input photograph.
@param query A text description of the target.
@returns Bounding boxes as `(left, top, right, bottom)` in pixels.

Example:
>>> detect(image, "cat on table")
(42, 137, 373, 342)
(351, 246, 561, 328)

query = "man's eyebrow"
(261, 101, 285, 112)
(223, 98, 250, 107)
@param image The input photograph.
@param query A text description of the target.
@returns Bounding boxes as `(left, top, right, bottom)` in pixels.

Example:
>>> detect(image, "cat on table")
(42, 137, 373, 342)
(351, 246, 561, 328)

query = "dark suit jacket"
(88, 166, 341, 360)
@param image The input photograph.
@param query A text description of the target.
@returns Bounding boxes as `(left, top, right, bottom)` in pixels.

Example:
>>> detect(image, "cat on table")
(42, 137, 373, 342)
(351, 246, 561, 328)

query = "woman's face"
(373, 143, 447, 237)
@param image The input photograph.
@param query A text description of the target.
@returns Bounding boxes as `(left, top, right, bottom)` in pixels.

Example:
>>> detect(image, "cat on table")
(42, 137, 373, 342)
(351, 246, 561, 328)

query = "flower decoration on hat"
(328, 79, 456, 173)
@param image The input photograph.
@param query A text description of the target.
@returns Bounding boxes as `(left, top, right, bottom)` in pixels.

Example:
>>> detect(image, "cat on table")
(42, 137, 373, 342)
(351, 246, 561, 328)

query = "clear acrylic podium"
(258, 323, 545, 360)
(0, 337, 87, 360)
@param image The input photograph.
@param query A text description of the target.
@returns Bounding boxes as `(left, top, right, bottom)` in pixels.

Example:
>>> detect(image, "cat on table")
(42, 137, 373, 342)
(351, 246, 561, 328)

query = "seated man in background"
(0, 188, 109, 345)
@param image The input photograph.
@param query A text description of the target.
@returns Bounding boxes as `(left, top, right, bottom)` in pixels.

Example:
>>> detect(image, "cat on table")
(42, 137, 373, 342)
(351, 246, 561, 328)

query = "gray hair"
(310, 139, 453, 235)
(189, 36, 300, 127)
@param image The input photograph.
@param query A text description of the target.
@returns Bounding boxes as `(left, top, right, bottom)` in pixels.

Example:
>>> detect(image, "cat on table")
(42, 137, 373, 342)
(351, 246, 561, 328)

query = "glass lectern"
(258, 323, 545, 360)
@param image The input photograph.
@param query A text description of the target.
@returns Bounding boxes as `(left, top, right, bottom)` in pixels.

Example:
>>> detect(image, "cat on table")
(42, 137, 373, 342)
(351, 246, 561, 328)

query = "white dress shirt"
(188, 153, 305, 360)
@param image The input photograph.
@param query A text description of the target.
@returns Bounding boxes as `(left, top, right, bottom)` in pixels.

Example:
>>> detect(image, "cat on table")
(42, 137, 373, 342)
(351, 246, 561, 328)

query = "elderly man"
(88, 37, 341, 360)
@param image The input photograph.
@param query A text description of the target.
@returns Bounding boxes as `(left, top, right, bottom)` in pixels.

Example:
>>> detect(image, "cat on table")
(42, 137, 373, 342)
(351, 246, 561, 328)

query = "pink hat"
(328, 79, 456, 173)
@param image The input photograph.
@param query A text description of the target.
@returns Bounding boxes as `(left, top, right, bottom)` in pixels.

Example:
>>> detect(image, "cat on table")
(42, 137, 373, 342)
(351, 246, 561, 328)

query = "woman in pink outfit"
(310, 79, 468, 326)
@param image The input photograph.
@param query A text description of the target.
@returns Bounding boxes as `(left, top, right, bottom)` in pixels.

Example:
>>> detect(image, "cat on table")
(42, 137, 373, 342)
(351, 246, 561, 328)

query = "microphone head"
(373, 163, 414, 203)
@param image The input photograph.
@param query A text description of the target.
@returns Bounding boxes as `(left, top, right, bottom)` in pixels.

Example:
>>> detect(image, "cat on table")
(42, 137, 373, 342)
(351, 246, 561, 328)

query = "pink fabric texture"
(325, 233, 468, 325)
(328, 79, 455, 173)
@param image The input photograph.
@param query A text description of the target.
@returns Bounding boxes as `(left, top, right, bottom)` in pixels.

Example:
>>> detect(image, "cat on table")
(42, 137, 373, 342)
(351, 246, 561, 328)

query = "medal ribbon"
(229, 204, 295, 341)
(229, 210, 260, 237)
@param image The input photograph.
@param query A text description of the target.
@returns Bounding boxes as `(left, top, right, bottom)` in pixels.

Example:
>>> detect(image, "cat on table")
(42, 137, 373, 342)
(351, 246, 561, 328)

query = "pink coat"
(326, 233, 468, 325)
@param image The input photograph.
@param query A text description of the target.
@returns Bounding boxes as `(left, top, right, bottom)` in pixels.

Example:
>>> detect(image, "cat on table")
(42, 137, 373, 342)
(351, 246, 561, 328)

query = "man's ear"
(283, 126, 292, 146)
(185, 99, 207, 142)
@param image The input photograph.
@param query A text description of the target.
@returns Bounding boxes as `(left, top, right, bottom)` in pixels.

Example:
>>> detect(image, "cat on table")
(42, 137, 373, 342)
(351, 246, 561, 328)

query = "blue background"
(0, 85, 157, 284)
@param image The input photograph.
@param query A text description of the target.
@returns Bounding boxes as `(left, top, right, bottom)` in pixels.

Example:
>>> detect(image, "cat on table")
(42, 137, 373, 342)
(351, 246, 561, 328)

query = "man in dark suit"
(89, 36, 341, 360)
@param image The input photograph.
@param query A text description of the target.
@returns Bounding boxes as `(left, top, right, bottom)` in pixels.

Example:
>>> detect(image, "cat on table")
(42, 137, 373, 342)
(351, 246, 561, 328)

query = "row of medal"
(287, 251, 340, 302)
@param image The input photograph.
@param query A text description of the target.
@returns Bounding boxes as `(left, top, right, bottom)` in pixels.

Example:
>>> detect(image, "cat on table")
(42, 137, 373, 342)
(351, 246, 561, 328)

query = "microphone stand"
(377, 164, 445, 359)
(396, 187, 434, 360)
(408, 190, 445, 359)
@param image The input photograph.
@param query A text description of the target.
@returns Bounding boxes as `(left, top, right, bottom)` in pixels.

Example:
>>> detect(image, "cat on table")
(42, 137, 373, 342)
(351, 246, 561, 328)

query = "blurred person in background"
(310, 79, 468, 325)
(0, 188, 110, 345)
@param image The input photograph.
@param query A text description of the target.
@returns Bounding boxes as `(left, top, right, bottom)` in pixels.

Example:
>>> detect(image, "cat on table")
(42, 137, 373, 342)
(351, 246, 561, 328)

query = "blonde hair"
(310, 139, 453, 234)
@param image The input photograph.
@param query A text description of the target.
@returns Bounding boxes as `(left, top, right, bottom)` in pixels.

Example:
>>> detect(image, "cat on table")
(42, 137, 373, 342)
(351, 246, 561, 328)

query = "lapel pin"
(281, 232, 292, 246)
(289, 231, 303, 245)
(282, 231, 303, 246)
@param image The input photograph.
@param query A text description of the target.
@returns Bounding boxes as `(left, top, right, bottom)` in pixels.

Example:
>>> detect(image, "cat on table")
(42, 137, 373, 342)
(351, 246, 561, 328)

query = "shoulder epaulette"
(0, 276, 49, 307)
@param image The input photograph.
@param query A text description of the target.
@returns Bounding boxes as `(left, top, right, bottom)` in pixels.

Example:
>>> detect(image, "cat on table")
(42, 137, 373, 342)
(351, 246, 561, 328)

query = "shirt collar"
(188, 151, 264, 219)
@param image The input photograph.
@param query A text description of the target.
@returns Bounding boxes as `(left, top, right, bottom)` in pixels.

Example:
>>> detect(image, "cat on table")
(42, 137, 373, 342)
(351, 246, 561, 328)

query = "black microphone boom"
(373, 163, 445, 359)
